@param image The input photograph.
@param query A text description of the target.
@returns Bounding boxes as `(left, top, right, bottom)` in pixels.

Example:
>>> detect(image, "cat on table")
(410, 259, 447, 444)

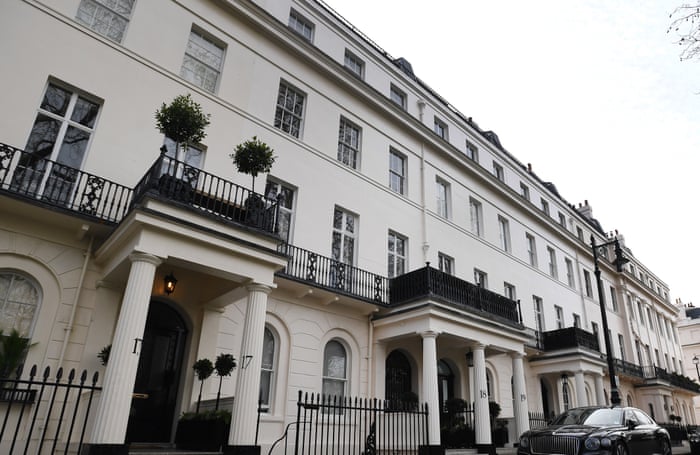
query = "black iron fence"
(540, 327, 600, 352)
(0, 143, 132, 223)
(528, 411, 551, 430)
(290, 392, 428, 455)
(277, 245, 389, 304)
(0, 365, 101, 455)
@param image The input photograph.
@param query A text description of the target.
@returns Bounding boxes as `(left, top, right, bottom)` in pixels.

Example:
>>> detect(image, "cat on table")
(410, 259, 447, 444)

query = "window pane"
(71, 97, 100, 128)
(324, 341, 346, 378)
(41, 84, 71, 116)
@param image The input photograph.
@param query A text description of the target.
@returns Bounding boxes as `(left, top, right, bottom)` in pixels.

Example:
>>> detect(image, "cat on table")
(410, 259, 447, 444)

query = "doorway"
(126, 301, 188, 443)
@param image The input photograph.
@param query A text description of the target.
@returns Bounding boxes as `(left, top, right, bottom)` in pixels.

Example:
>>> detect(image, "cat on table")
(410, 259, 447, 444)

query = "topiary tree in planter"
(0, 329, 33, 379)
(230, 136, 275, 193)
(155, 94, 211, 160)
(214, 353, 236, 411)
(192, 358, 214, 413)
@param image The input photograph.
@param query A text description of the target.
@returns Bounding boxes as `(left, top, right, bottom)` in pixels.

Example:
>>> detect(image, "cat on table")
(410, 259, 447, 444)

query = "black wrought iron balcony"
(540, 327, 600, 352)
(612, 358, 644, 379)
(276, 244, 389, 304)
(0, 143, 132, 223)
(640, 366, 700, 392)
(389, 266, 522, 326)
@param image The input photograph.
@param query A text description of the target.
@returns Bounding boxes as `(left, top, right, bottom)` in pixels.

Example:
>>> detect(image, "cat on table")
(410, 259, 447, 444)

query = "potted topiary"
(214, 353, 236, 411)
(154, 94, 211, 200)
(230, 137, 276, 227)
(0, 329, 34, 401)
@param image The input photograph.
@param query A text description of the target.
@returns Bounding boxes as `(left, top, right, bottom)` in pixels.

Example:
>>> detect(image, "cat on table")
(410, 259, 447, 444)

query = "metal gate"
(293, 391, 428, 455)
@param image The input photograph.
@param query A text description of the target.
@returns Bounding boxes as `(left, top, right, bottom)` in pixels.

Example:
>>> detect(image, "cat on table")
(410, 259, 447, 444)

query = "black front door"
(126, 301, 188, 443)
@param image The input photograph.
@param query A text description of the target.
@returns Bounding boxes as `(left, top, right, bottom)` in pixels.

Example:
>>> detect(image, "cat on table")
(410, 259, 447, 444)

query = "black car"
(518, 406, 671, 455)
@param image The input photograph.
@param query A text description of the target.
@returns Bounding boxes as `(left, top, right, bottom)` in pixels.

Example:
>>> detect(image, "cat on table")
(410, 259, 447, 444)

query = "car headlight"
(519, 435, 530, 448)
(691, 433, 700, 443)
(584, 437, 601, 450)
(600, 437, 612, 448)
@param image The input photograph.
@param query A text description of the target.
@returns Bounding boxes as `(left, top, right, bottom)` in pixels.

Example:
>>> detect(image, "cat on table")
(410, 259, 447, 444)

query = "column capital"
(418, 330, 440, 339)
(509, 351, 525, 360)
(128, 252, 162, 267)
(471, 342, 486, 351)
(245, 282, 274, 294)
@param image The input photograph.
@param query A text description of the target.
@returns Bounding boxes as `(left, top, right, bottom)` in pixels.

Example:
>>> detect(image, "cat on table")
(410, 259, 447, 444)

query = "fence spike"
(92, 371, 99, 384)
(29, 364, 37, 378)
(80, 370, 88, 384)
(67, 368, 76, 382)
(55, 367, 64, 380)
(42, 366, 51, 380)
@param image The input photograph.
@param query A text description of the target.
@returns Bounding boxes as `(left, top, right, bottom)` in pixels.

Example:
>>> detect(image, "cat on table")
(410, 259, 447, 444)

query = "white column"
(472, 343, 492, 446)
(574, 370, 587, 407)
(594, 374, 606, 405)
(511, 352, 529, 437)
(90, 253, 161, 444)
(373, 341, 387, 400)
(421, 331, 440, 446)
(229, 283, 272, 447)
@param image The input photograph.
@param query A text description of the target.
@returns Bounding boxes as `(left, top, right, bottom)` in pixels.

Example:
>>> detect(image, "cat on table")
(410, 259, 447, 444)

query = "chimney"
(578, 200, 593, 220)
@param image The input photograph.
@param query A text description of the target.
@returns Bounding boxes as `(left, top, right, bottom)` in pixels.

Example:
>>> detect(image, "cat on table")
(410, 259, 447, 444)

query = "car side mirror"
(626, 419, 637, 429)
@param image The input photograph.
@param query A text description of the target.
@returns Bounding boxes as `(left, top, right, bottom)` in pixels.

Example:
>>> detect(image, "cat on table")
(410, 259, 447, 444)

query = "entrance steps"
(128, 443, 221, 454)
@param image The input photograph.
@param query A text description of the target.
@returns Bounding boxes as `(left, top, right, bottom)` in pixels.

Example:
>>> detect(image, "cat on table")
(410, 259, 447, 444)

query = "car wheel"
(614, 442, 628, 455)
(660, 437, 672, 455)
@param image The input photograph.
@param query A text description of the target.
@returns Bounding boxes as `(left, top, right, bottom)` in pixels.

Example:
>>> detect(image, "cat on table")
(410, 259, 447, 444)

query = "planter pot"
(175, 418, 230, 451)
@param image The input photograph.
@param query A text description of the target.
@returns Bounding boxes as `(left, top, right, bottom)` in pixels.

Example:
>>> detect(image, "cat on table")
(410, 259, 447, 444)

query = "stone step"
(128, 443, 221, 455)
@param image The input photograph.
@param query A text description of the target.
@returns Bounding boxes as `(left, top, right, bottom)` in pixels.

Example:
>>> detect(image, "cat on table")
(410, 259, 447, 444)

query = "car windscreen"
(551, 408, 624, 426)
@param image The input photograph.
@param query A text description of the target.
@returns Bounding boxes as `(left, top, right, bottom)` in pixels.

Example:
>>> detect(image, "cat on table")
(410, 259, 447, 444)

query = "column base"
(223, 445, 261, 455)
(418, 445, 444, 455)
(475, 443, 496, 454)
(80, 443, 128, 455)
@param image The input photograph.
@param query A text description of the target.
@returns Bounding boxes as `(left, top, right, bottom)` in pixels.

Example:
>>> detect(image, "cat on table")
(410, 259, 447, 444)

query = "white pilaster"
(230, 283, 272, 446)
(594, 374, 605, 405)
(472, 343, 492, 445)
(373, 341, 387, 400)
(511, 352, 529, 437)
(574, 370, 587, 407)
(90, 253, 161, 444)
(421, 331, 440, 446)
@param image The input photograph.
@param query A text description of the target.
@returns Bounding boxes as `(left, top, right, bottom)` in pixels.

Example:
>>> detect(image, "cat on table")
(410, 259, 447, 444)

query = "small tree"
(230, 136, 275, 193)
(214, 353, 236, 411)
(0, 329, 33, 378)
(155, 94, 211, 159)
(668, 3, 700, 61)
(193, 358, 214, 413)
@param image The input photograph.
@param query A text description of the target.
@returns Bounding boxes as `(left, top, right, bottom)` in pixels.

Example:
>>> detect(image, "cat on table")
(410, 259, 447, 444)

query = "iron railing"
(0, 143, 132, 223)
(528, 411, 552, 430)
(276, 244, 389, 304)
(540, 327, 600, 352)
(0, 364, 101, 455)
(613, 358, 644, 379)
(641, 366, 700, 392)
(132, 153, 281, 235)
(292, 391, 428, 455)
(389, 266, 522, 326)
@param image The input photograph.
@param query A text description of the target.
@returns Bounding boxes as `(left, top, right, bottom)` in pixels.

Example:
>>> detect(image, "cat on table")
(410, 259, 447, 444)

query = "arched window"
(0, 272, 41, 336)
(437, 359, 454, 411)
(322, 340, 347, 399)
(259, 327, 276, 411)
(486, 368, 494, 400)
(562, 382, 570, 410)
(386, 350, 411, 403)
(627, 394, 634, 407)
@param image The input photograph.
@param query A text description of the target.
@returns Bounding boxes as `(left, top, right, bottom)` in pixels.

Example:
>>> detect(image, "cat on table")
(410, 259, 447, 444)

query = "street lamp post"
(591, 235, 629, 407)
(693, 355, 700, 381)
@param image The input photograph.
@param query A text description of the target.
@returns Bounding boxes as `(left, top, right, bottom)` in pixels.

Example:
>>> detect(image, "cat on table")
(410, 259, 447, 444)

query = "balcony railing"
(641, 366, 700, 393)
(389, 266, 522, 326)
(276, 244, 389, 304)
(540, 327, 600, 352)
(0, 143, 132, 223)
(613, 358, 644, 379)
(132, 153, 280, 235)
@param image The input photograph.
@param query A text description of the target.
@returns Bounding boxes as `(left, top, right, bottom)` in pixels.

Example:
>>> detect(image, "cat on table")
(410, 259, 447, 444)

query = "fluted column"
(229, 283, 272, 448)
(90, 253, 161, 446)
(574, 370, 587, 407)
(373, 341, 387, 400)
(594, 373, 606, 405)
(472, 343, 492, 446)
(511, 352, 529, 437)
(421, 331, 440, 446)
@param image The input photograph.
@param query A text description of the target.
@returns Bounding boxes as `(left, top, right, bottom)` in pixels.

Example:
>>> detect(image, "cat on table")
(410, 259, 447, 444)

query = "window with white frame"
(583, 270, 592, 298)
(520, 182, 530, 200)
(565, 258, 575, 288)
(389, 149, 406, 194)
(344, 50, 364, 78)
(288, 9, 314, 42)
(591, 322, 600, 348)
(387, 231, 407, 278)
(337, 117, 361, 169)
(259, 327, 277, 411)
(180, 28, 225, 93)
(558, 212, 566, 227)
(466, 140, 479, 162)
(533, 296, 544, 332)
(637, 301, 645, 326)
(265, 179, 295, 242)
(322, 340, 347, 401)
(647, 308, 654, 331)
(18, 82, 101, 204)
(540, 198, 550, 215)
(547, 247, 557, 278)
(469, 198, 483, 237)
(75, 0, 134, 43)
(576, 226, 584, 241)
(562, 381, 571, 410)
(555, 305, 564, 329)
(498, 216, 511, 252)
(436, 178, 450, 219)
(526, 233, 537, 267)
(492, 162, 504, 182)
(618, 334, 626, 361)
(160, 138, 204, 185)
(474, 269, 487, 289)
(609, 286, 618, 312)
(332, 207, 356, 266)
(504, 282, 516, 301)
(657, 313, 665, 337)
(438, 252, 453, 275)
(389, 84, 406, 109)
(434, 117, 448, 140)
(0, 272, 41, 337)
(274, 82, 305, 138)
(573, 313, 581, 328)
